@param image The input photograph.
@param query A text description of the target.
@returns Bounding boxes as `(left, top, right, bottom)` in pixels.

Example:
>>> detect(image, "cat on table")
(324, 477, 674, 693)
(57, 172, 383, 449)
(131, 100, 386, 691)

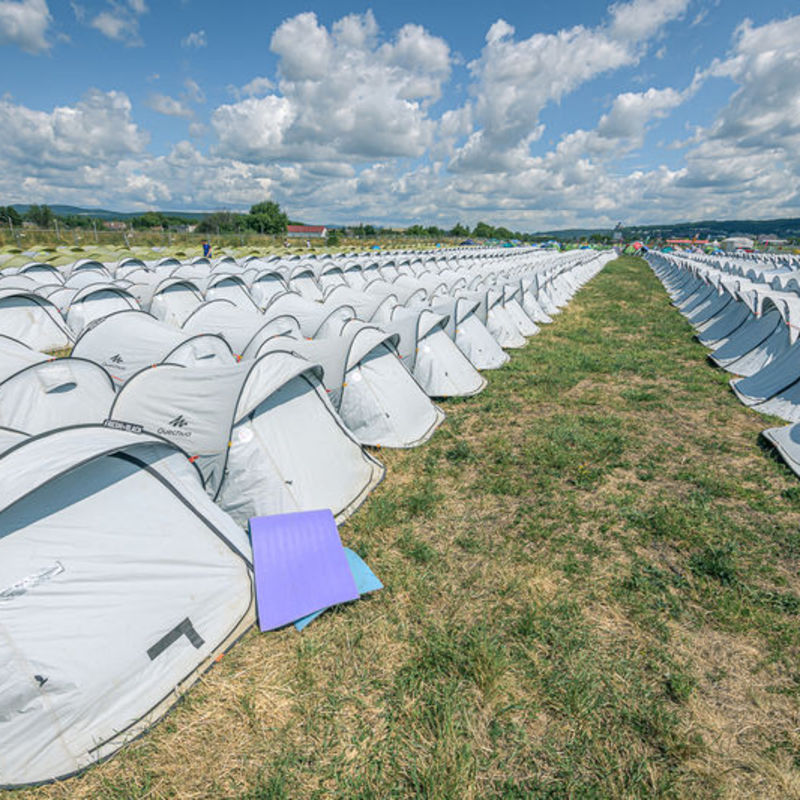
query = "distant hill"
(10, 204, 207, 222)
(538, 218, 800, 240)
(6, 205, 800, 241)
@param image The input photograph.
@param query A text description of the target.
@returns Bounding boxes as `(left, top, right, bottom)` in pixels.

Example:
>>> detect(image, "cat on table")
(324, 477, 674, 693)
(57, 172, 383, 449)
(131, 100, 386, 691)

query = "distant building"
(287, 224, 327, 238)
(721, 236, 754, 252)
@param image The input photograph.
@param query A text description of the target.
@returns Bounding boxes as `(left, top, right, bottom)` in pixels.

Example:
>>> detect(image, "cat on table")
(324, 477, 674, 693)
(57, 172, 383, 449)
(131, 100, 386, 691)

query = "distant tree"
(472, 221, 495, 239)
(326, 229, 341, 246)
(449, 222, 469, 238)
(131, 211, 170, 230)
(0, 206, 22, 227)
(197, 211, 247, 234)
(26, 204, 54, 228)
(351, 223, 378, 237)
(495, 226, 513, 240)
(248, 200, 288, 234)
(58, 214, 96, 230)
(425, 225, 444, 237)
(405, 224, 426, 236)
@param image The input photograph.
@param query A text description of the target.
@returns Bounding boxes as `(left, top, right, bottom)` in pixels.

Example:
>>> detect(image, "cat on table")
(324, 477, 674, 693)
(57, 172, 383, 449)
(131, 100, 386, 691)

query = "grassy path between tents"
(22, 255, 800, 799)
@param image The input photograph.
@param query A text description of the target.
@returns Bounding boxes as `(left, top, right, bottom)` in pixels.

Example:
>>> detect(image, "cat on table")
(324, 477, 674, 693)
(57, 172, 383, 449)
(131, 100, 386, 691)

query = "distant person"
(202, 239, 212, 258)
(305, 239, 311, 249)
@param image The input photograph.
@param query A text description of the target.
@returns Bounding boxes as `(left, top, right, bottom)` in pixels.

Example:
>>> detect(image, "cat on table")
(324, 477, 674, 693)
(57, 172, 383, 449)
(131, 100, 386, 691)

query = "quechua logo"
(158, 414, 192, 438)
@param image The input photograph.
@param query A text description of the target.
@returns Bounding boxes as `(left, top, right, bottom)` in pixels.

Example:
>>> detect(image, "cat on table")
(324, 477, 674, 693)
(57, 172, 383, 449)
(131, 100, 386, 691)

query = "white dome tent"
(72, 310, 236, 385)
(0, 424, 255, 788)
(0, 288, 72, 352)
(255, 319, 445, 448)
(109, 351, 385, 526)
(0, 358, 116, 434)
(181, 300, 302, 359)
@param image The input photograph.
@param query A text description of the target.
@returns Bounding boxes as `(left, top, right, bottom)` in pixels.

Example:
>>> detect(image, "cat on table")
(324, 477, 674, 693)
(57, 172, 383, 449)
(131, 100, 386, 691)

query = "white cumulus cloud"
(181, 29, 206, 48)
(212, 10, 451, 163)
(449, 0, 691, 173)
(0, 0, 51, 54)
(89, 0, 148, 45)
(146, 93, 192, 119)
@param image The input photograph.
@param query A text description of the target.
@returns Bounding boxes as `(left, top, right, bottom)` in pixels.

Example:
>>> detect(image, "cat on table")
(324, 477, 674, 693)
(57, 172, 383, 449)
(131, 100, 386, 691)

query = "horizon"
(0, 0, 798, 229)
(7, 203, 800, 238)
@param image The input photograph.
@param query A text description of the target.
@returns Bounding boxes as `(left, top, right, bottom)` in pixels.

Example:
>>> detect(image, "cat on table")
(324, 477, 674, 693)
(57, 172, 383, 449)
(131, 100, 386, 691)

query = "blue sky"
(0, 0, 798, 229)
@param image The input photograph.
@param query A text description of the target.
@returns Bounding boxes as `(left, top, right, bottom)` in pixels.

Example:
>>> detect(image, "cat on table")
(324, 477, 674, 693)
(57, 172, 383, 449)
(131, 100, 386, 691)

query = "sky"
(0, 0, 798, 230)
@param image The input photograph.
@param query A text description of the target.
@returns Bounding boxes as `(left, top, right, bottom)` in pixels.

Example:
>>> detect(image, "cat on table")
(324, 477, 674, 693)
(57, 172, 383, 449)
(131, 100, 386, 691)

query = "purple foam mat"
(294, 547, 384, 631)
(250, 509, 359, 631)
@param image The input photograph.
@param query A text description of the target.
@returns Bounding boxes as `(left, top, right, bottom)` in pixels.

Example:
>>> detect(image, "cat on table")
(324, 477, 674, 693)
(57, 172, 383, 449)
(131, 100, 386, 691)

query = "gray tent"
(0, 288, 72, 351)
(708, 307, 784, 372)
(431, 296, 509, 370)
(500, 284, 539, 337)
(73, 310, 235, 385)
(0, 335, 48, 381)
(109, 351, 384, 525)
(255, 320, 445, 447)
(262, 292, 355, 339)
(715, 309, 790, 377)
(130, 277, 204, 327)
(762, 423, 800, 477)
(0, 424, 254, 787)
(482, 289, 527, 348)
(0, 358, 115, 434)
(204, 274, 259, 311)
(382, 306, 487, 397)
(182, 300, 301, 359)
(730, 339, 800, 421)
(244, 265, 288, 309)
(58, 283, 139, 335)
(696, 300, 752, 348)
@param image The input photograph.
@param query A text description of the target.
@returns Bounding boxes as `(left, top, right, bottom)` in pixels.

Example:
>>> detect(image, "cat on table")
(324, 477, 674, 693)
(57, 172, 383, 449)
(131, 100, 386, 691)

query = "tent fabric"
(255, 321, 446, 447)
(73, 310, 235, 385)
(730, 342, 800, 410)
(109, 352, 385, 525)
(762, 423, 800, 477)
(0, 289, 72, 351)
(431, 296, 509, 370)
(647, 250, 800, 425)
(63, 284, 139, 335)
(181, 300, 301, 359)
(696, 301, 752, 347)
(707, 311, 783, 371)
(0, 424, 254, 788)
(0, 359, 115, 434)
(0, 335, 49, 382)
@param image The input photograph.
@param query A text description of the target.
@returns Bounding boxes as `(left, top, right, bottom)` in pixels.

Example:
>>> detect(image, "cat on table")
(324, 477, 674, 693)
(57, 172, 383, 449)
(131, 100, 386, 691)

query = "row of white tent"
(0, 249, 612, 526)
(0, 248, 585, 347)
(646, 250, 800, 476)
(0, 246, 613, 788)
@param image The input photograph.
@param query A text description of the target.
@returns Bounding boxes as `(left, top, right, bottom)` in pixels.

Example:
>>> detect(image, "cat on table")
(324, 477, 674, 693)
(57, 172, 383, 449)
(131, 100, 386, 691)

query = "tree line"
(0, 200, 551, 242)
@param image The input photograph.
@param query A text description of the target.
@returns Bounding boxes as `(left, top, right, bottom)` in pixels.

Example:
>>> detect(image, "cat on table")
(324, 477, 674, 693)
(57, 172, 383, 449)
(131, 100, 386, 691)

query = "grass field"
(20, 255, 800, 799)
